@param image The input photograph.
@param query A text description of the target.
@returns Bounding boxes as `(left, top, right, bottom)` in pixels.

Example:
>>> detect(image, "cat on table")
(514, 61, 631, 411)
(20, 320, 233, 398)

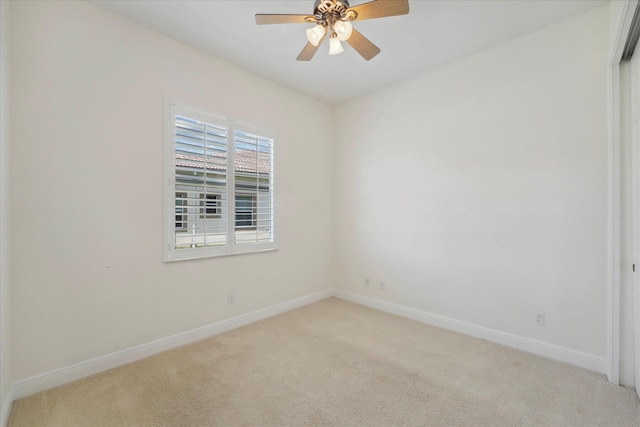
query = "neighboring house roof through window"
(174, 150, 271, 175)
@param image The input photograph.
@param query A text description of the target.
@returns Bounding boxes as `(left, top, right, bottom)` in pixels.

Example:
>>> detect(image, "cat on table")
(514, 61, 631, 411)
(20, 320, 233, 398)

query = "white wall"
(333, 6, 609, 359)
(10, 0, 333, 381)
(0, 0, 13, 422)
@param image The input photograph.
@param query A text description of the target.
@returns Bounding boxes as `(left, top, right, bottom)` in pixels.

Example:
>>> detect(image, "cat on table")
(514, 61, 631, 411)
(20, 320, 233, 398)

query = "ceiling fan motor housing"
(314, 0, 351, 19)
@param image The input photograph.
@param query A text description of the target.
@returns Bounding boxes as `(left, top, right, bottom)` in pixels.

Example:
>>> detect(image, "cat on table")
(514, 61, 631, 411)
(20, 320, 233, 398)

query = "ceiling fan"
(255, 0, 410, 61)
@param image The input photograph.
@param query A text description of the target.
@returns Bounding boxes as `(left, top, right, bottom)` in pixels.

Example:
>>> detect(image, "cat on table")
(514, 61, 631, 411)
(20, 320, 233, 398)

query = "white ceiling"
(92, 0, 607, 106)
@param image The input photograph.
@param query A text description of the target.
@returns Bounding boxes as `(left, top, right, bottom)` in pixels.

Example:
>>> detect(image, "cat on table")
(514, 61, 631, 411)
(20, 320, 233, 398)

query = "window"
(235, 194, 256, 229)
(175, 192, 187, 231)
(200, 193, 221, 218)
(164, 102, 276, 261)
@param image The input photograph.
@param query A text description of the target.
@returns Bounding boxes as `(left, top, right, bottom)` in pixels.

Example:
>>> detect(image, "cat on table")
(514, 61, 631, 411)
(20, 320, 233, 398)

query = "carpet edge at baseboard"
(11, 289, 333, 400)
(333, 289, 607, 375)
(12, 287, 608, 402)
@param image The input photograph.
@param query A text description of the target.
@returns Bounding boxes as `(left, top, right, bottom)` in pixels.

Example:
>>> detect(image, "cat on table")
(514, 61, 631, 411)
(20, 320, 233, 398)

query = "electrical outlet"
(380, 281, 386, 290)
(228, 293, 236, 305)
(534, 312, 545, 326)
(365, 278, 370, 286)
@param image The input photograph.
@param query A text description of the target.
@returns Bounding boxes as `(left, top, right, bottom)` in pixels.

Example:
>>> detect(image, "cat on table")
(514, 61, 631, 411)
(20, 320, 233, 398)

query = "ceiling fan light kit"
(329, 36, 345, 55)
(256, 0, 409, 61)
(334, 20, 353, 41)
(306, 24, 326, 46)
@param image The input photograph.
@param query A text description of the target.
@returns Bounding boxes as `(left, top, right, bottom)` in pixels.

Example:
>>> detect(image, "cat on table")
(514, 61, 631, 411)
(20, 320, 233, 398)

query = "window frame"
(163, 100, 277, 262)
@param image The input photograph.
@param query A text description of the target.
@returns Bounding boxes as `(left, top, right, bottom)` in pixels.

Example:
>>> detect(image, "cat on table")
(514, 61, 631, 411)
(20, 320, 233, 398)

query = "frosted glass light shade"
(329, 37, 344, 55)
(334, 20, 353, 41)
(306, 25, 326, 46)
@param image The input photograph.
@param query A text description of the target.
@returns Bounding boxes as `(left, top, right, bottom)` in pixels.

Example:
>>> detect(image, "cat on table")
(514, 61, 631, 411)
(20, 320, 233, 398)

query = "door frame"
(608, 0, 638, 385)
(631, 45, 640, 400)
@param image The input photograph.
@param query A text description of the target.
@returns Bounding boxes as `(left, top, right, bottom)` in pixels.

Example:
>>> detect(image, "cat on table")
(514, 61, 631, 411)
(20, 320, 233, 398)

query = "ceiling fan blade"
(347, 0, 409, 21)
(346, 29, 380, 61)
(255, 14, 314, 25)
(297, 36, 326, 61)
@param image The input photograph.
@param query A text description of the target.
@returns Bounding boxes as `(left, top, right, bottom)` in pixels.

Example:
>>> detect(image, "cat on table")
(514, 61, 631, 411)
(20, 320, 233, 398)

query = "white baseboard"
(12, 289, 332, 400)
(11, 287, 609, 402)
(1, 387, 13, 427)
(333, 289, 608, 375)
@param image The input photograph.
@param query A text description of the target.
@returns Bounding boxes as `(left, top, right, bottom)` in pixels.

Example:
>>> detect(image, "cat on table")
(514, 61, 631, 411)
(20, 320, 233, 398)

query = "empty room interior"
(2, 0, 640, 425)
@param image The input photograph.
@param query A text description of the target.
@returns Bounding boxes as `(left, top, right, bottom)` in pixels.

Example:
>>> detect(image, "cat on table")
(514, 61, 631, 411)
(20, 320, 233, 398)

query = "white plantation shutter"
(174, 115, 228, 250)
(164, 102, 276, 261)
(234, 127, 274, 246)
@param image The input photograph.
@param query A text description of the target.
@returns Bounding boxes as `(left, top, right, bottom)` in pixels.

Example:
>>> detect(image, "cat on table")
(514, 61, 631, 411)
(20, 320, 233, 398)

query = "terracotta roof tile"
(175, 150, 271, 174)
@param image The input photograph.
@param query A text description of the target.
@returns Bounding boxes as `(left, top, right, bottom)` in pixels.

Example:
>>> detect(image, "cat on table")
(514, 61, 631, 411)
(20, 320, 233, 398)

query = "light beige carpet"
(9, 297, 640, 426)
